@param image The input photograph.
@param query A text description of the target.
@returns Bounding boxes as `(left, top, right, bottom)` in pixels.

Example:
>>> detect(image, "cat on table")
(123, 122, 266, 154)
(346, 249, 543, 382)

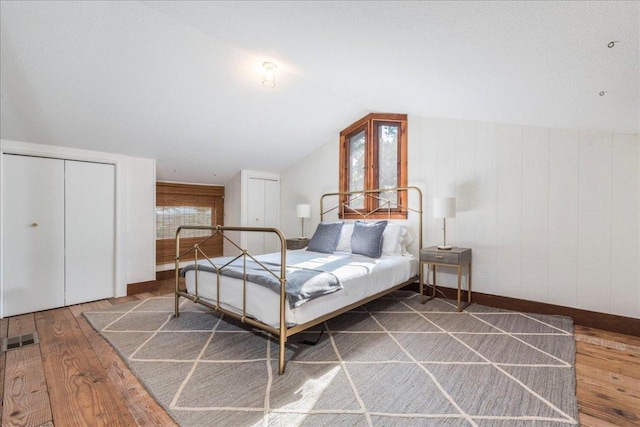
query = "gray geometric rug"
(83, 291, 579, 426)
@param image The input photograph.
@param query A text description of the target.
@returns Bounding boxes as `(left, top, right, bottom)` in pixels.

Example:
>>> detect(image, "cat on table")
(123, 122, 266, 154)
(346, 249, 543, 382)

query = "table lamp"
(433, 198, 456, 250)
(296, 204, 311, 238)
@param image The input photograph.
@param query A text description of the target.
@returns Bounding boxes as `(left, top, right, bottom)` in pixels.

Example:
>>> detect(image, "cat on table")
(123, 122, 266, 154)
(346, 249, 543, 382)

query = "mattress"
(183, 249, 418, 327)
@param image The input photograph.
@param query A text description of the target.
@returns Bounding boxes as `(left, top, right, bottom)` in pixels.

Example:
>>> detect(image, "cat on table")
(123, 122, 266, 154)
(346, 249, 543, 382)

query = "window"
(155, 182, 224, 266)
(339, 113, 408, 219)
(156, 206, 213, 239)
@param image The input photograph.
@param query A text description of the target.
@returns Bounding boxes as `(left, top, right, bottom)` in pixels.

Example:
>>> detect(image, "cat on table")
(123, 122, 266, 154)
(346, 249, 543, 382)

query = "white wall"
(0, 139, 156, 306)
(280, 116, 640, 319)
(125, 156, 156, 283)
(280, 139, 338, 239)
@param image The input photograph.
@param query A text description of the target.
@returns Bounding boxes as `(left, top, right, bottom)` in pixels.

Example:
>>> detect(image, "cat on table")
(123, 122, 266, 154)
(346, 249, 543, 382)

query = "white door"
(245, 177, 280, 255)
(2, 155, 66, 316)
(263, 178, 280, 253)
(65, 160, 115, 305)
(246, 177, 265, 255)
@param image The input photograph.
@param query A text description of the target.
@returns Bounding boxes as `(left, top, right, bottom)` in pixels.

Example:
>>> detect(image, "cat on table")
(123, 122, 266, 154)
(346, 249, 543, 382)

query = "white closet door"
(64, 160, 115, 305)
(263, 178, 280, 253)
(246, 177, 265, 254)
(2, 155, 65, 316)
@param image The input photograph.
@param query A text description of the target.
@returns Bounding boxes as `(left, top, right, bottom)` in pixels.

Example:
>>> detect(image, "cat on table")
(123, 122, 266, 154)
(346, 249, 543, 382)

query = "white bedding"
(184, 249, 418, 327)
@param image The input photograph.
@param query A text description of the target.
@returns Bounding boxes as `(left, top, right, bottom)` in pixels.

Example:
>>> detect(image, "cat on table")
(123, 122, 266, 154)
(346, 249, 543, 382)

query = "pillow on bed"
(351, 220, 388, 258)
(306, 222, 344, 254)
(335, 223, 354, 252)
(381, 224, 407, 255)
(400, 228, 415, 253)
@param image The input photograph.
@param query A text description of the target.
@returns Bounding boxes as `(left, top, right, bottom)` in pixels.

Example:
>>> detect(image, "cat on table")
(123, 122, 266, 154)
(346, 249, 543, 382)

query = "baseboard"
(127, 280, 159, 295)
(156, 270, 175, 281)
(403, 283, 640, 337)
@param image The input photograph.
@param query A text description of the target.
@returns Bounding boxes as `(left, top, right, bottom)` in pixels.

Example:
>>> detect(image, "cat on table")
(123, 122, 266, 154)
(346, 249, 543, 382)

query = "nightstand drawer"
(421, 250, 460, 264)
(420, 246, 472, 266)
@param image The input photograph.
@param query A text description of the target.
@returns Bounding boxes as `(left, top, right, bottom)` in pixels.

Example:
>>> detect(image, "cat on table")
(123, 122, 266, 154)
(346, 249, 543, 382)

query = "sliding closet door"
(64, 160, 115, 305)
(2, 155, 65, 316)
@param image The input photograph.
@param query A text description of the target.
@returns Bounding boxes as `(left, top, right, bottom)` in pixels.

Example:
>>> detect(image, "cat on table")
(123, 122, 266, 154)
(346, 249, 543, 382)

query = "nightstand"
(420, 246, 472, 312)
(286, 238, 309, 250)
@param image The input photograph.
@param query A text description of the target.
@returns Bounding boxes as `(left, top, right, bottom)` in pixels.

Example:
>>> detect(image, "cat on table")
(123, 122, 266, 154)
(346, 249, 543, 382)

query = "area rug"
(83, 292, 579, 426)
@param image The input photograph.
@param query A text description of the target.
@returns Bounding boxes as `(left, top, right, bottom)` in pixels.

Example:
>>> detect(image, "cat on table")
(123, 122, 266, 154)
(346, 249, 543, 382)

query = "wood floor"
(1, 280, 639, 427)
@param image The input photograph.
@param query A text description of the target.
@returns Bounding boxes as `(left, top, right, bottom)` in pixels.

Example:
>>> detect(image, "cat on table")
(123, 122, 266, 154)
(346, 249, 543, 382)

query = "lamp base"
(437, 245, 453, 251)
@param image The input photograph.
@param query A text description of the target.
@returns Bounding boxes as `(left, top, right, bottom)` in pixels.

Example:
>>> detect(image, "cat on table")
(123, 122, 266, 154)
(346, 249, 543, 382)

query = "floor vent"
(1, 332, 39, 352)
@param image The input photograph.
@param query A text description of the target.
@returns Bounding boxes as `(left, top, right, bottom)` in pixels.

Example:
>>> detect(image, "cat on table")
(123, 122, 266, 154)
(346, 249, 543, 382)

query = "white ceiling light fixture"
(262, 61, 277, 88)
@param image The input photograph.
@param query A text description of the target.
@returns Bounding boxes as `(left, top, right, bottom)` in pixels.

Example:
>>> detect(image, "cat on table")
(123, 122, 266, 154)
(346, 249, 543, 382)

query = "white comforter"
(183, 250, 418, 327)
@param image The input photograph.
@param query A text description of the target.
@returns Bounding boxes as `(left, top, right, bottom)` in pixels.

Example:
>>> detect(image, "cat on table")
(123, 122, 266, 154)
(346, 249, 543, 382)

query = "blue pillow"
(351, 220, 388, 258)
(306, 222, 344, 254)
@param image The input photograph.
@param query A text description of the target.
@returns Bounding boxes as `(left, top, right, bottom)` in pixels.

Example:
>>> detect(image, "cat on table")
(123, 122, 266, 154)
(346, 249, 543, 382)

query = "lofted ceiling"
(1, 1, 638, 185)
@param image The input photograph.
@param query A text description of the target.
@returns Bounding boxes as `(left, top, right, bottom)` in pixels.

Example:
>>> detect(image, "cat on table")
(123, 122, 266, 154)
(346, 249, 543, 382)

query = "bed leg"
(174, 293, 180, 318)
(278, 334, 286, 375)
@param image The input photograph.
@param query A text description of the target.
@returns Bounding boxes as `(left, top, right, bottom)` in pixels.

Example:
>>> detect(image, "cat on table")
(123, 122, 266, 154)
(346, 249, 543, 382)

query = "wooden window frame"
(339, 113, 408, 219)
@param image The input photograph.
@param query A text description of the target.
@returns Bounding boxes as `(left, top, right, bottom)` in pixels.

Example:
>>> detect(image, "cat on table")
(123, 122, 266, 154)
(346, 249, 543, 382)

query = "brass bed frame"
(174, 186, 423, 374)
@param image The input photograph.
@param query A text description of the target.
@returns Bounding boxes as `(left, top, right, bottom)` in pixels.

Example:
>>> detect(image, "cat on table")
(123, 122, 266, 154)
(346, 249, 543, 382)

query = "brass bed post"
(175, 226, 182, 318)
(277, 230, 287, 375)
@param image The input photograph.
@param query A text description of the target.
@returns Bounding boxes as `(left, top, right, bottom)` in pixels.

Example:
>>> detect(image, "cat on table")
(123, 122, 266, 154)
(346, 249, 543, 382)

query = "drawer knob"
(435, 255, 444, 259)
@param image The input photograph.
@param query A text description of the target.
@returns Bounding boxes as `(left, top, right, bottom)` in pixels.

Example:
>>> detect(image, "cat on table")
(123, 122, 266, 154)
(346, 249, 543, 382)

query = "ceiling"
(1, 1, 638, 185)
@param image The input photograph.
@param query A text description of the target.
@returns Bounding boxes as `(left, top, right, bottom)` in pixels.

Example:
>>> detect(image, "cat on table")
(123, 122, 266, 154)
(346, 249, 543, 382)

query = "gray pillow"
(306, 222, 344, 254)
(351, 220, 388, 258)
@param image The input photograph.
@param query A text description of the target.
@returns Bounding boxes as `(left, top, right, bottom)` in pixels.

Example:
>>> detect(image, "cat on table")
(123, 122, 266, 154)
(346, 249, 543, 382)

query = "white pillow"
(381, 224, 407, 255)
(400, 228, 414, 254)
(335, 223, 354, 252)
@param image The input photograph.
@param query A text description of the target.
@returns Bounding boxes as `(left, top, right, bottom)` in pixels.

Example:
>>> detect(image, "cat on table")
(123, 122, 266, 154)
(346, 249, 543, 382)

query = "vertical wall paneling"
(577, 131, 613, 313)
(496, 124, 523, 298)
(280, 139, 338, 241)
(279, 117, 640, 319)
(547, 129, 580, 308)
(455, 120, 477, 248)
(434, 119, 459, 287)
(474, 122, 499, 296)
(610, 134, 639, 317)
(126, 158, 156, 283)
(421, 118, 439, 249)
(521, 127, 550, 303)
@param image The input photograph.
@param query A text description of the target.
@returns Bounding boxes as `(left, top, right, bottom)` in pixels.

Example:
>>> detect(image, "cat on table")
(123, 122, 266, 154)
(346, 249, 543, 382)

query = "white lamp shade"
(433, 198, 456, 218)
(296, 204, 311, 218)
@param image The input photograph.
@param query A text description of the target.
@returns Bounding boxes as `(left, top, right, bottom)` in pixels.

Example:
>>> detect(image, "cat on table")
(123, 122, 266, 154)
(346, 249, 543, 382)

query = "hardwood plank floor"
(0, 318, 8, 424)
(3, 314, 52, 427)
(1, 282, 638, 426)
(68, 301, 177, 427)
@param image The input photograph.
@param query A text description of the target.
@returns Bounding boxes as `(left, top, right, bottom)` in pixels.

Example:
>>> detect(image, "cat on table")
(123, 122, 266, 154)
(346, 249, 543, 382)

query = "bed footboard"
(174, 225, 289, 373)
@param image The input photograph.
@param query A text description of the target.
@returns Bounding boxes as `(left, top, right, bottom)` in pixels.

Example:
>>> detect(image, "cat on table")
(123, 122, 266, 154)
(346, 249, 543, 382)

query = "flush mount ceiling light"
(599, 91, 606, 96)
(262, 62, 277, 88)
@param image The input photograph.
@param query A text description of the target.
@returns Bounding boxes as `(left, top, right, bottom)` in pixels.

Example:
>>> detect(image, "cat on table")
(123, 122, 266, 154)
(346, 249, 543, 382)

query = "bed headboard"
(318, 186, 423, 257)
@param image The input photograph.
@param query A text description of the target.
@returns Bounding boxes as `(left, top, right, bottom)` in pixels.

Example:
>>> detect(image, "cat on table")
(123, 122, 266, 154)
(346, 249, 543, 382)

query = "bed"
(174, 186, 423, 374)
